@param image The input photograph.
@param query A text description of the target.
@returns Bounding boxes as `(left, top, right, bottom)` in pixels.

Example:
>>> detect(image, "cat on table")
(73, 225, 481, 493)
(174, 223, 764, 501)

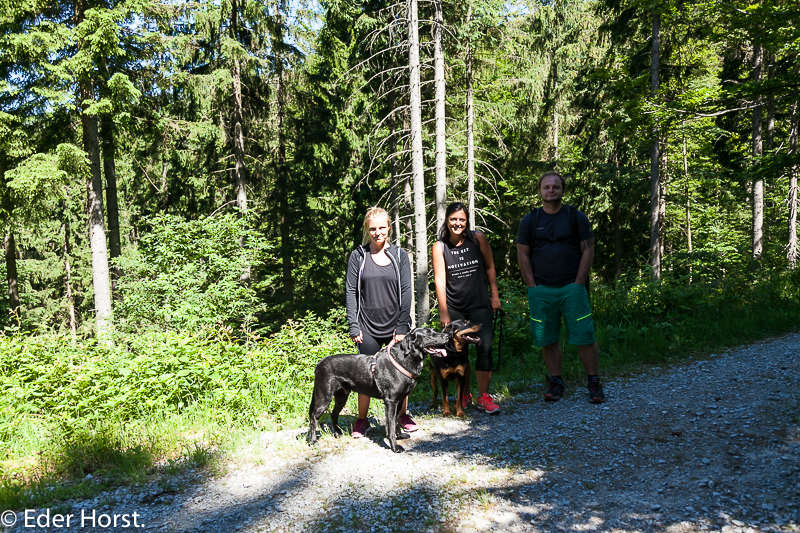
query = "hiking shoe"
(399, 413, 419, 432)
(476, 393, 500, 414)
(352, 418, 370, 438)
(588, 379, 605, 404)
(544, 377, 565, 401)
(461, 393, 473, 409)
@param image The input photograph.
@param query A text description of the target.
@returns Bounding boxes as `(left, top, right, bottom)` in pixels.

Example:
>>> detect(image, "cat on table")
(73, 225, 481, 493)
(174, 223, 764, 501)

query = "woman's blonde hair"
(362, 207, 393, 245)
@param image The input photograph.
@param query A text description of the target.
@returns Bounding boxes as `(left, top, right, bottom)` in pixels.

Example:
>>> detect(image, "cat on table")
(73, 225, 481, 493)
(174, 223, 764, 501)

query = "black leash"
(491, 309, 505, 372)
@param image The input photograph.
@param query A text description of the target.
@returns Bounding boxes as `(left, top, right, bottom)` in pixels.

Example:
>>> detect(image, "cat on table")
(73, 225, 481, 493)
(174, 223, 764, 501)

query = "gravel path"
(6, 333, 799, 533)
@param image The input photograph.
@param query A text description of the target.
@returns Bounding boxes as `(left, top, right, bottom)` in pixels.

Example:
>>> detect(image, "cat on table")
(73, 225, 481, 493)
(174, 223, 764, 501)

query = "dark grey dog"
(308, 327, 449, 453)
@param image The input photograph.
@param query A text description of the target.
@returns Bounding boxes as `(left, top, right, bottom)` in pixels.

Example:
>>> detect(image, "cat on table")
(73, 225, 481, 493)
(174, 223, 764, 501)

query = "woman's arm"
(432, 240, 451, 325)
(476, 232, 501, 312)
(345, 250, 362, 339)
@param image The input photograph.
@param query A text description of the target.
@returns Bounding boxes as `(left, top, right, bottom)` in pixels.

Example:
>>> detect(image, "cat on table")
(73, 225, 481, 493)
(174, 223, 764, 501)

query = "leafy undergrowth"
(1, 270, 799, 510)
(0, 311, 353, 509)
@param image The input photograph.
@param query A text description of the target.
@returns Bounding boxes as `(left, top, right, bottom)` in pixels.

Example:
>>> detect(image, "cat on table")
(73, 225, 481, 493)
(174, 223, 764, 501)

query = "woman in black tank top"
(432, 202, 502, 414)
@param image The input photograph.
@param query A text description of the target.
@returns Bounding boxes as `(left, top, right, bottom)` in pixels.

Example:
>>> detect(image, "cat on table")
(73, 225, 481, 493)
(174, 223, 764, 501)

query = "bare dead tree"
(752, 43, 764, 260)
(433, 0, 447, 234)
(465, 3, 476, 228)
(409, 0, 429, 325)
(788, 100, 798, 269)
(649, 9, 662, 280)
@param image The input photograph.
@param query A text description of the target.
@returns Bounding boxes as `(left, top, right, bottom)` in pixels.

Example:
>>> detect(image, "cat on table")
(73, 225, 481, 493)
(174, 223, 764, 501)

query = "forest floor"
(4, 332, 799, 533)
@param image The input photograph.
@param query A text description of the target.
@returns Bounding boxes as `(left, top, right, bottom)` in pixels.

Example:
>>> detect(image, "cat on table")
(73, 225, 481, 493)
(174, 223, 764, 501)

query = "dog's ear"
(407, 328, 423, 345)
(442, 322, 455, 336)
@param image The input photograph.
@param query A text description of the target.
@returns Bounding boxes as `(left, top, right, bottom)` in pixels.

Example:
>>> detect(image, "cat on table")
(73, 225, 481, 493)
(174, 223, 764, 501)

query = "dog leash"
(492, 310, 505, 372)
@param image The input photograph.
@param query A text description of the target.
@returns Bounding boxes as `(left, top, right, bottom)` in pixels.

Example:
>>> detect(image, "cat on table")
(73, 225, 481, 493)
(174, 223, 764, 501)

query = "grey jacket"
(345, 243, 412, 337)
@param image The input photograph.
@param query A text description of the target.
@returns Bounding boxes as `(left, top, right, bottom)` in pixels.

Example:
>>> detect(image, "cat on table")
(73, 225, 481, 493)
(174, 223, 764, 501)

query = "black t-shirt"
(516, 206, 593, 286)
(440, 237, 491, 314)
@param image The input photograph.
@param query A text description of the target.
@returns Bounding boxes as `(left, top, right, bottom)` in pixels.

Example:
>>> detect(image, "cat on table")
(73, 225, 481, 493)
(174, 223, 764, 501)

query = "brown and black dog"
(430, 320, 482, 417)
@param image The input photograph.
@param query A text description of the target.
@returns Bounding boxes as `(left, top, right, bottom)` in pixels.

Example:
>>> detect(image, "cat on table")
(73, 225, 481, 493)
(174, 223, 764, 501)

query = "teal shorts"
(527, 283, 596, 347)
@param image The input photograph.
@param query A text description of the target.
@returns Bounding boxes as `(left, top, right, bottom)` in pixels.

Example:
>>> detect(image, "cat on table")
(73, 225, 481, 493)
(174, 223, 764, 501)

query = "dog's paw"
(443, 410, 452, 417)
(391, 444, 405, 453)
(456, 411, 466, 418)
(396, 431, 410, 440)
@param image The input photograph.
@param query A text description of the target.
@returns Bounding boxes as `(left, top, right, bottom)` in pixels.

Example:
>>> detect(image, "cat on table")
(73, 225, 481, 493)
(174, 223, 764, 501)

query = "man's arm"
(517, 243, 536, 287)
(574, 237, 594, 285)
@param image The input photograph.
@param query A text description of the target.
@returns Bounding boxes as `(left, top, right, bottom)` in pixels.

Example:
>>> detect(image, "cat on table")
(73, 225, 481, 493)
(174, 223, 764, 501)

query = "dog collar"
(386, 346, 415, 379)
(370, 337, 415, 379)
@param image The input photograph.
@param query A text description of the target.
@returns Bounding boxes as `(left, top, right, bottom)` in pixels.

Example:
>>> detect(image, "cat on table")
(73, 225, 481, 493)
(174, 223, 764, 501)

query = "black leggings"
(356, 331, 394, 355)
(448, 307, 494, 372)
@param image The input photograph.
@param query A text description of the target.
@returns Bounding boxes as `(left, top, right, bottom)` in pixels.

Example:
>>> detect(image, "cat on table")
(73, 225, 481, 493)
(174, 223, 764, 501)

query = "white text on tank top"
(446, 244, 480, 280)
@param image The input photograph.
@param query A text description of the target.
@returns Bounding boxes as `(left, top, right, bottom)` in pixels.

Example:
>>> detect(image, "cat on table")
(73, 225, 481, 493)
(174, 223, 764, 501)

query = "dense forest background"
(1, 0, 798, 336)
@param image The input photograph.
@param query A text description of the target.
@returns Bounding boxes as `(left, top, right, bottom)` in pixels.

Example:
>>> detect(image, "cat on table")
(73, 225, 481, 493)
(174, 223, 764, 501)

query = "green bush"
(113, 213, 276, 332)
(0, 310, 353, 450)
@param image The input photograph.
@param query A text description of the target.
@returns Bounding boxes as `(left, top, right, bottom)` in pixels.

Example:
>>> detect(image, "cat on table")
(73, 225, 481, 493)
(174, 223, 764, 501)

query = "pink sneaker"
(461, 393, 473, 409)
(476, 393, 500, 414)
(352, 418, 370, 438)
(399, 413, 419, 432)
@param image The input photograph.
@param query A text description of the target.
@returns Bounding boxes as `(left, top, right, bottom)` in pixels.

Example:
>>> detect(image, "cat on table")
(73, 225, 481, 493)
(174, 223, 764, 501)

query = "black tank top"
(440, 237, 490, 314)
(359, 254, 400, 337)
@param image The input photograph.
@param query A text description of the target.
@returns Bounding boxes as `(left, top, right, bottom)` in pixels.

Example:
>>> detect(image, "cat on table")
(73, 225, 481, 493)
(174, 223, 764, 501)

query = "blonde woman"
(345, 207, 415, 438)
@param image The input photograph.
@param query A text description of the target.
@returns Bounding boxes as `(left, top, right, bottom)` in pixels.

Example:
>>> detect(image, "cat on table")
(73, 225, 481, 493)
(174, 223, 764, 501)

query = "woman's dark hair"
(438, 202, 477, 242)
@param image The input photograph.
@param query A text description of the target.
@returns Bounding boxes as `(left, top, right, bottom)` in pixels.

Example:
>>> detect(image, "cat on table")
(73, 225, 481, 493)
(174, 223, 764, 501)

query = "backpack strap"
(568, 205, 580, 246)
(528, 207, 541, 249)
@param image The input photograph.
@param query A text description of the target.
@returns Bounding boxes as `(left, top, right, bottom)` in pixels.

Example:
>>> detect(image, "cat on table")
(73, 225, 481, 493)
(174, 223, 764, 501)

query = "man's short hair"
(538, 171, 566, 190)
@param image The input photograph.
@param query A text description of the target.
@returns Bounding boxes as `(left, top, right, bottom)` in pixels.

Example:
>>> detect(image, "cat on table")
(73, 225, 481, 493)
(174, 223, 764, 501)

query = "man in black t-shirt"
(516, 171, 605, 404)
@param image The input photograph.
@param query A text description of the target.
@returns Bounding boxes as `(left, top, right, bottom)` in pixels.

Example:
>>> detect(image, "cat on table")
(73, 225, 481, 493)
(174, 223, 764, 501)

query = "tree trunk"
(649, 9, 661, 280)
(660, 139, 667, 261)
(389, 109, 401, 245)
(752, 43, 764, 260)
(404, 177, 416, 326)
(232, 59, 248, 217)
(272, 4, 295, 318)
(788, 101, 798, 269)
(232, 0, 250, 284)
(403, 108, 413, 250)
(433, 0, 447, 234)
(62, 202, 77, 337)
(614, 204, 622, 281)
(613, 149, 621, 280)
(81, 80, 113, 337)
(552, 59, 559, 163)
(409, 0, 429, 325)
(231, 0, 248, 214)
(465, 5, 476, 229)
(683, 132, 693, 283)
(275, 8, 293, 316)
(100, 115, 121, 295)
(4, 232, 19, 317)
(766, 56, 775, 152)
(76, 0, 112, 338)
